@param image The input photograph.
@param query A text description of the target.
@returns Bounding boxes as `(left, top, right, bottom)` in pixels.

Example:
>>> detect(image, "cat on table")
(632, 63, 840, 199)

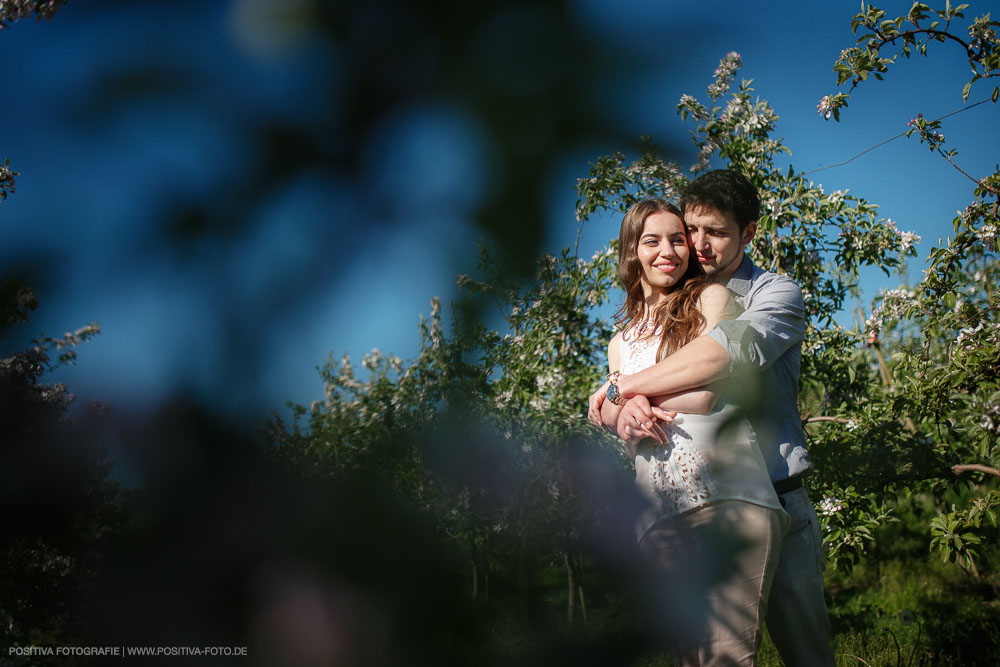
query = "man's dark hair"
(679, 169, 760, 232)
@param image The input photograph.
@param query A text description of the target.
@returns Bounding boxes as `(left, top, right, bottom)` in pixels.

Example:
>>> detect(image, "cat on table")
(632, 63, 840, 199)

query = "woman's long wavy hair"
(613, 198, 709, 362)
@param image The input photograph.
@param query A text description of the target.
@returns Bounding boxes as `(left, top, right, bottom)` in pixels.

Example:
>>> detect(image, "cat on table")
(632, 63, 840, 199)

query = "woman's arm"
(599, 333, 623, 431)
(649, 379, 728, 415)
(601, 333, 668, 443)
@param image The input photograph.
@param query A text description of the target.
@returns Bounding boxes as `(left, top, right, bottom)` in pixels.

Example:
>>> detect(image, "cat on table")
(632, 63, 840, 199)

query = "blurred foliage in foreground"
(2, 1, 998, 664)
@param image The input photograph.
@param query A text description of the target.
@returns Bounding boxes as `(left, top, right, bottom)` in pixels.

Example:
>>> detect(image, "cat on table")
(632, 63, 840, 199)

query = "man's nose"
(690, 230, 708, 248)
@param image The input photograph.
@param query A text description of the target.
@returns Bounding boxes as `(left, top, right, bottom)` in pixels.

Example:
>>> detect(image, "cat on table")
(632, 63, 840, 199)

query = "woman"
(599, 198, 787, 666)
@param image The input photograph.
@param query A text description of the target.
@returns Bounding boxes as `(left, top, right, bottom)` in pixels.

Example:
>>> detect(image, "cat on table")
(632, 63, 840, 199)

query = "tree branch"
(936, 146, 999, 194)
(952, 463, 1000, 478)
(806, 416, 850, 424)
(874, 27, 975, 59)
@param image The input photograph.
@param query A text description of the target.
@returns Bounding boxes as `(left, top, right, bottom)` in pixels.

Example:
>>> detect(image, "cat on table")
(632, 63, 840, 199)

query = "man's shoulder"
(743, 262, 804, 307)
(747, 264, 800, 288)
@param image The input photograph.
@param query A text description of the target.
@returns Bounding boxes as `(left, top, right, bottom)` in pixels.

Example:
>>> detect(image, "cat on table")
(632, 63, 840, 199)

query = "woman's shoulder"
(697, 282, 732, 309)
(697, 282, 742, 325)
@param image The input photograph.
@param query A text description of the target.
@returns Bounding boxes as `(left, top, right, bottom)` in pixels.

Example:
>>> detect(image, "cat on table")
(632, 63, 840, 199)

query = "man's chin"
(699, 263, 720, 275)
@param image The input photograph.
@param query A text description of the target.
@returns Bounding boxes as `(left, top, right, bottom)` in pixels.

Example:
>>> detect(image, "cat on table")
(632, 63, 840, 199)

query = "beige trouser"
(638, 500, 788, 667)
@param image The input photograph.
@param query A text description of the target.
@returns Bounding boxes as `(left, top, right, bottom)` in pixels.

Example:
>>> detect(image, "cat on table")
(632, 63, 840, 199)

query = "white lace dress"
(619, 322, 783, 540)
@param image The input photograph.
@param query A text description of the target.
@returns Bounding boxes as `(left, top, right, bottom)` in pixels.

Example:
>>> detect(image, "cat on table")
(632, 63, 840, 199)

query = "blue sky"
(1, 0, 997, 424)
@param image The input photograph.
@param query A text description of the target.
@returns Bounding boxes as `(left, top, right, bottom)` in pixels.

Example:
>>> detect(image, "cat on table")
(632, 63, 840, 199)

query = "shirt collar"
(724, 254, 754, 299)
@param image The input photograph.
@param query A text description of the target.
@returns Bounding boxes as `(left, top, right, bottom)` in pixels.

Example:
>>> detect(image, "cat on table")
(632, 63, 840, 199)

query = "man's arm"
(617, 283, 737, 400)
(704, 275, 805, 372)
(619, 274, 805, 399)
(617, 335, 731, 400)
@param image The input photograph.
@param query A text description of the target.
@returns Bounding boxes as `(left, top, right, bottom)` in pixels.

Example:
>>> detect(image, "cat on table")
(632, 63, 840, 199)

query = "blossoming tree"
(814, 1, 1000, 574)
(266, 0, 999, 640)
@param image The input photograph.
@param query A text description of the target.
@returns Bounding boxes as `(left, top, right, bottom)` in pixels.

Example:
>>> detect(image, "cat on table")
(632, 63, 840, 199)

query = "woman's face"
(636, 210, 690, 297)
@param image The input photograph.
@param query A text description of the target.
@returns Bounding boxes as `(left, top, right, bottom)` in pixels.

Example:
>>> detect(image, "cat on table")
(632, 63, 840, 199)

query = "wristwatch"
(606, 371, 627, 406)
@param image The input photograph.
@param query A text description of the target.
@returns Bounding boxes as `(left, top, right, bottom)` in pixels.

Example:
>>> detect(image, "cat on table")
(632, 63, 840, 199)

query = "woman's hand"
(587, 381, 610, 427)
(616, 395, 673, 443)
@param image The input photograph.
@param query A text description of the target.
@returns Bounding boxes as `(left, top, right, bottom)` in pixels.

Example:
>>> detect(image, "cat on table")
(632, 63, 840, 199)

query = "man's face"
(684, 205, 756, 282)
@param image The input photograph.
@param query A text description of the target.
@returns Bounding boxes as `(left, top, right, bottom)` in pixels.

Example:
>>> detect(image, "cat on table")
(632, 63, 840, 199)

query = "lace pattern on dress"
(620, 321, 660, 376)
(620, 322, 718, 514)
(647, 431, 717, 515)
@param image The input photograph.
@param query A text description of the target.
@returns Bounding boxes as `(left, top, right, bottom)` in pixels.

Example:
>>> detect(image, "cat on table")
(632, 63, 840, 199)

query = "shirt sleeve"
(705, 274, 805, 374)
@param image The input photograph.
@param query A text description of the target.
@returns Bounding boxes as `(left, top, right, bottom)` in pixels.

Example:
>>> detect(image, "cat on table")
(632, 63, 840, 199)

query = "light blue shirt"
(706, 254, 812, 482)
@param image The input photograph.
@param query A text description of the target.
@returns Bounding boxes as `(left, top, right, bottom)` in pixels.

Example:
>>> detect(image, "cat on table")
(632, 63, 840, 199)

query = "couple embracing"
(588, 170, 835, 666)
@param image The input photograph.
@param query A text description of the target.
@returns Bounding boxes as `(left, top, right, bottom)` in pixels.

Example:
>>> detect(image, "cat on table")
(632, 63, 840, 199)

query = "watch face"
(606, 383, 621, 404)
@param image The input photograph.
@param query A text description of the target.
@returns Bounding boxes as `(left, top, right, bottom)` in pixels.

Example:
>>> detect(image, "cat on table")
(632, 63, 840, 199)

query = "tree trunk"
(565, 551, 576, 627)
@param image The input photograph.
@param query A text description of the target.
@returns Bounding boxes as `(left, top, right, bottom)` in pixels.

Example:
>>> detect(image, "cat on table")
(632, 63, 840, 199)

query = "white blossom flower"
(955, 322, 983, 349)
(816, 95, 834, 120)
(361, 347, 383, 371)
(707, 58, 741, 97)
(980, 405, 1000, 432)
(898, 230, 921, 252)
(494, 388, 514, 409)
(976, 222, 998, 251)
(819, 496, 845, 516)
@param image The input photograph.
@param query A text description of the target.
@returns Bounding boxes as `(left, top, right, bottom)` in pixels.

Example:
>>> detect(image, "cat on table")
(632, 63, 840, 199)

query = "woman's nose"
(660, 242, 678, 257)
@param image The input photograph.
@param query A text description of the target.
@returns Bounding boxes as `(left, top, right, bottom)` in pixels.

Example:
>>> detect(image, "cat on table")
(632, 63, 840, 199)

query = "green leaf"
(993, 86, 999, 103)
(962, 81, 972, 101)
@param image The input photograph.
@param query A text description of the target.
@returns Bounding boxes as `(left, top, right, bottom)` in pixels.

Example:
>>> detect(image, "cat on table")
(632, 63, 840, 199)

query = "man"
(589, 169, 835, 666)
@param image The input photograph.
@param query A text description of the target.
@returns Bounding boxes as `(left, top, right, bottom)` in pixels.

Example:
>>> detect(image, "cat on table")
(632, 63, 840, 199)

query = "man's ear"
(742, 220, 758, 246)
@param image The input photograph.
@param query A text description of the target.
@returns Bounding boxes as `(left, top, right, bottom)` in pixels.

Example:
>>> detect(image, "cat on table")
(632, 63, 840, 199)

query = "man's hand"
(587, 381, 610, 428)
(616, 395, 675, 443)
